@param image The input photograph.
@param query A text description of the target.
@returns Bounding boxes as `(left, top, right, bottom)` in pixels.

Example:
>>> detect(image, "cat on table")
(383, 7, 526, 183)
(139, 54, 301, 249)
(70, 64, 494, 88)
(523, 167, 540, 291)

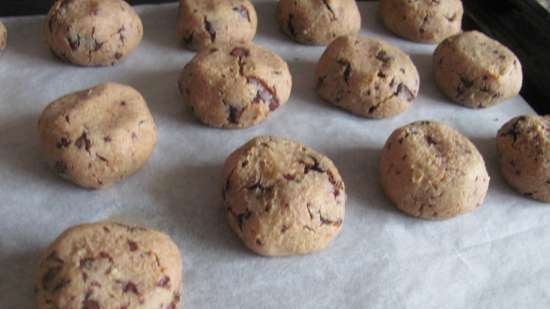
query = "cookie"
(380, 0, 463, 44)
(178, 43, 292, 129)
(497, 115, 550, 202)
(379, 121, 490, 219)
(45, 0, 143, 66)
(176, 0, 258, 51)
(36, 222, 182, 309)
(277, 0, 361, 45)
(223, 136, 346, 256)
(433, 31, 523, 108)
(316, 35, 419, 118)
(38, 83, 157, 189)
(0, 20, 6, 52)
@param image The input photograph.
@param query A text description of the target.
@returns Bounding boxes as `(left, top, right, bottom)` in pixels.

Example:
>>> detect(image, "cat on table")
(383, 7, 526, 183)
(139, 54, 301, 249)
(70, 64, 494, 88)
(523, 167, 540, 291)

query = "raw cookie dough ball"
(316, 35, 419, 118)
(176, 0, 258, 51)
(0, 20, 6, 52)
(497, 115, 550, 202)
(380, 0, 463, 44)
(380, 121, 490, 219)
(222, 136, 346, 256)
(36, 222, 182, 309)
(38, 83, 157, 189)
(277, 0, 361, 45)
(45, 0, 143, 66)
(178, 43, 292, 129)
(433, 31, 523, 108)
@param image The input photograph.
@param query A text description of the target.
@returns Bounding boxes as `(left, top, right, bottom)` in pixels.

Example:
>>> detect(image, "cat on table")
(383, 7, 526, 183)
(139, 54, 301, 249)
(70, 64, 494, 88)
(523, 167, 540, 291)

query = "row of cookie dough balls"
(35, 115, 549, 308)
(33, 0, 466, 67)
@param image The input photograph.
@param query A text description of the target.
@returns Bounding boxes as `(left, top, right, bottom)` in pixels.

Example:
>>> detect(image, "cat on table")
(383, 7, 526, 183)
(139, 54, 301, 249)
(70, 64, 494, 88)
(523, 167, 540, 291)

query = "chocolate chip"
(375, 50, 391, 63)
(123, 282, 139, 295)
(103, 136, 112, 143)
(237, 210, 252, 231)
(183, 33, 193, 46)
(42, 266, 62, 289)
(233, 5, 250, 22)
(204, 17, 216, 42)
(56, 137, 71, 148)
(395, 83, 415, 102)
(460, 77, 474, 89)
(247, 77, 279, 111)
(96, 154, 108, 162)
(99, 251, 113, 263)
(337, 60, 352, 83)
(426, 135, 437, 145)
(301, 157, 324, 174)
(256, 239, 264, 246)
(52, 278, 71, 293)
(247, 182, 273, 193)
(320, 215, 343, 227)
(283, 174, 295, 181)
(114, 52, 123, 60)
(288, 14, 296, 37)
(68, 35, 80, 51)
(228, 105, 243, 124)
(157, 276, 171, 289)
(93, 40, 104, 52)
(281, 225, 290, 233)
(82, 300, 100, 309)
(230, 47, 250, 58)
(75, 132, 91, 152)
(79, 257, 94, 269)
(127, 240, 138, 252)
(322, 0, 337, 21)
(316, 75, 327, 89)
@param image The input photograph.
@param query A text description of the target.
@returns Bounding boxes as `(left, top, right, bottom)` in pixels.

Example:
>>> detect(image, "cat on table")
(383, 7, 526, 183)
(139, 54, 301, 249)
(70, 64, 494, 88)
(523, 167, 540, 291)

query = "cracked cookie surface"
(223, 136, 346, 256)
(0, 20, 6, 52)
(316, 35, 419, 118)
(45, 0, 143, 66)
(38, 83, 157, 189)
(497, 115, 550, 202)
(36, 222, 183, 309)
(178, 43, 292, 129)
(277, 0, 361, 45)
(433, 31, 523, 108)
(379, 121, 490, 219)
(380, 0, 463, 44)
(176, 0, 258, 51)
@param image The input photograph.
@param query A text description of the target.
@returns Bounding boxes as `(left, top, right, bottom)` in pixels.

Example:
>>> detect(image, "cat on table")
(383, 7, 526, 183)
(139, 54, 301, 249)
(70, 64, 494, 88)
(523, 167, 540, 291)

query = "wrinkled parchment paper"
(1, 1, 549, 308)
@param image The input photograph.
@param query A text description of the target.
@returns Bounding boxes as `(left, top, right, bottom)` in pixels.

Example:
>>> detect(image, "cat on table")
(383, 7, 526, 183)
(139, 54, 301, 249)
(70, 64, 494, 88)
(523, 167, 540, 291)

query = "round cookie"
(36, 222, 182, 309)
(45, 0, 143, 66)
(222, 135, 346, 256)
(433, 31, 523, 108)
(497, 115, 550, 202)
(379, 121, 490, 219)
(316, 35, 419, 118)
(277, 0, 361, 45)
(0, 20, 7, 52)
(38, 83, 157, 189)
(380, 0, 463, 44)
(178, 43, 292, 129)
(176, 0, 258, 51)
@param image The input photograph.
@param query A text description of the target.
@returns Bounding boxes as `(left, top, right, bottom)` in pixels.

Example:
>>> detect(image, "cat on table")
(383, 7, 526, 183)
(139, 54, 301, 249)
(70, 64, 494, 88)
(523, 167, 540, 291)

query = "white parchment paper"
(1, 1, 549, 308)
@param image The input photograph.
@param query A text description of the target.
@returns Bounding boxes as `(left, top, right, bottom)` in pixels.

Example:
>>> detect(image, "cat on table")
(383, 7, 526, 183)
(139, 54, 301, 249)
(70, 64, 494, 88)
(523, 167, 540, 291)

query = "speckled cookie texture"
(36, 222, 182, 309)
(380, 0, 463, 44)
(222, 136, 346, 256)
(316, 35, 419, 118)
(38, 83, 157, 189)
(433, 31, 523, 108)
(497, 115, 550, 202)
(0, 20, 7, 52)
(380, 121, 490, 219)
(178, 43, 292, 129)
(45, 0, 143, 66)
(277, 0, 361, 45)
(177, 0, 258, 51)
